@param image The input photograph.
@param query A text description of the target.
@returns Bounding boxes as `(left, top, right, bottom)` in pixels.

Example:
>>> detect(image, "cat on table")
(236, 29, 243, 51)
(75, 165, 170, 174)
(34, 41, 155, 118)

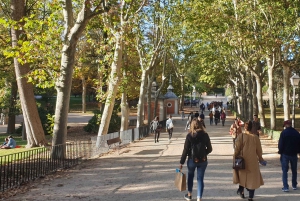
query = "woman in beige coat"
(233, 120, 266, 201)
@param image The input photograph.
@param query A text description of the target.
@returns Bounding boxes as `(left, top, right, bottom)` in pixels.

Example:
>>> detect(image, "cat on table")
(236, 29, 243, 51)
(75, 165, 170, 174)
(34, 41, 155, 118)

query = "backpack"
(190, 135, 207, 163)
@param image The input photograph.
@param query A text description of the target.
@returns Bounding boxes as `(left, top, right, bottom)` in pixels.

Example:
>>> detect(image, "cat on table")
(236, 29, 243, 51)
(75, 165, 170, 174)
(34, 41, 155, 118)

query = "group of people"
(150, 115, 174, 143)
(178, 112, 300, 201)
(208, 109, 226, 126)
(185, 111, 206, 131)
(0, 135, 16, 149)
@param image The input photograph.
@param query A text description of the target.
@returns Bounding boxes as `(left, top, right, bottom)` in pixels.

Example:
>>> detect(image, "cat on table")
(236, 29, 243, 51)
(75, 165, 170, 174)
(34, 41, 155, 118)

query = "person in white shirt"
(166, 115, 174, 140)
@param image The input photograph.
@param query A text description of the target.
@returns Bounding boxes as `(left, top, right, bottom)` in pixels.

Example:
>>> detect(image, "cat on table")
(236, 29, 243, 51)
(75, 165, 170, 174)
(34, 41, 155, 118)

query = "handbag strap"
(241, 133, 243, 156)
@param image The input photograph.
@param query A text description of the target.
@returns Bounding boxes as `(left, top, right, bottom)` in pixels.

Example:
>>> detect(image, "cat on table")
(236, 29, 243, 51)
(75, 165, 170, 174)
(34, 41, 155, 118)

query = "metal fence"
(0, 122, 161, 192)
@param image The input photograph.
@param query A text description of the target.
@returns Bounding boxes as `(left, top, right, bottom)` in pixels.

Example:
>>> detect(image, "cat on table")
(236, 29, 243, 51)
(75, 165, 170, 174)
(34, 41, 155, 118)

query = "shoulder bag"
(232, 134, 245, 170)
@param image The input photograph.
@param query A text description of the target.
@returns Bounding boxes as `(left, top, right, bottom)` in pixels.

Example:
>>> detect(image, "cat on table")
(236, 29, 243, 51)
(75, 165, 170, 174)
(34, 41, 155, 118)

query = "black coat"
(180, 131, 212, 164)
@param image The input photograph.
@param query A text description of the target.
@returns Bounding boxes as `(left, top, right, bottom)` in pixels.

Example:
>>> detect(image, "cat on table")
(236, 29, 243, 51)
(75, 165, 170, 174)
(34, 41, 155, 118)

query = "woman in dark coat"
(180, 118, 213, 201)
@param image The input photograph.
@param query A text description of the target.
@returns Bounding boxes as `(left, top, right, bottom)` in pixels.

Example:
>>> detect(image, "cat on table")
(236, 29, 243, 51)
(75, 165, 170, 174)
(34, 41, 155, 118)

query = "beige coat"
(233, 131, 264, 189)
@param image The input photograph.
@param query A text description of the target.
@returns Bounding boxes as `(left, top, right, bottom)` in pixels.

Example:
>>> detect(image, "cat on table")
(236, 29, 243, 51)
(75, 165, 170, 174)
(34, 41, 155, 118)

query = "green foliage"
(37, 104, 55, 135)
(84, 110, 101, 133)
(84, 104, 121, 134)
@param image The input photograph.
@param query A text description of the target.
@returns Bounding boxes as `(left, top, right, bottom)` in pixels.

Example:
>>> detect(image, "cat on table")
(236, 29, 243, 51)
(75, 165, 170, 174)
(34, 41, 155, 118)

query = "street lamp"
(290, 74, 300, 127)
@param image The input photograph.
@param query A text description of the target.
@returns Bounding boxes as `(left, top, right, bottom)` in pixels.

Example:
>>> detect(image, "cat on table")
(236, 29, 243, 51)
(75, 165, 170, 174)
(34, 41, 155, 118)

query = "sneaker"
(184, 194, 192, 201)
(282, 187, 289, 192)
(293, 186, 297, 190)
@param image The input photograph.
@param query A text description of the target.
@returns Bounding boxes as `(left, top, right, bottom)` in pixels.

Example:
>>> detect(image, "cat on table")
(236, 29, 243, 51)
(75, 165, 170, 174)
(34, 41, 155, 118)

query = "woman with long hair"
(180, 118, 213, 201)
(233, 120, 266, 201)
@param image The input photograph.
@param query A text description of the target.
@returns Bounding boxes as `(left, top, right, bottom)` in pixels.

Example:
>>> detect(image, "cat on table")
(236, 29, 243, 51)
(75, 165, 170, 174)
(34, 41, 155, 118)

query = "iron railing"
(0, 141, 92, 192)
(0, 123, 160, 192)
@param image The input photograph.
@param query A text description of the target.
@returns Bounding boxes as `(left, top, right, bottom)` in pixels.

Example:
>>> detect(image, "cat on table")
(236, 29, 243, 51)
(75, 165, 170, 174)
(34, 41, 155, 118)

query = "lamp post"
(290, 74, 300, 127)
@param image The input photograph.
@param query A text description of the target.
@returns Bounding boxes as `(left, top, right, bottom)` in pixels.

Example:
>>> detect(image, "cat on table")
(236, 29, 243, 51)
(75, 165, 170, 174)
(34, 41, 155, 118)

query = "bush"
(38, 105, 55, 135)
(84, 110, 101, 133)
(84, 105, 121, 134)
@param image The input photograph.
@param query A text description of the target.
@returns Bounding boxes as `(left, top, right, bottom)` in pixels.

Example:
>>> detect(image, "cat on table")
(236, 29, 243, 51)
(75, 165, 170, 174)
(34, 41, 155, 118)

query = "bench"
(107, 137, 122, 154)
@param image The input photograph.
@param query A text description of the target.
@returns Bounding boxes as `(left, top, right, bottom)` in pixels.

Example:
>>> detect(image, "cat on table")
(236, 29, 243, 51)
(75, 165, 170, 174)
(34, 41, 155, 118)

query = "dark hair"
(244, 120, 252, 131)
(8, 135, 13, 139)
(253, 114, 258, 117)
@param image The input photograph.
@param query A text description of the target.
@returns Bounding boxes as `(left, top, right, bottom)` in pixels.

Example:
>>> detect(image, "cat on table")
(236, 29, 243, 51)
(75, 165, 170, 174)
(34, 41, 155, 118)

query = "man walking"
(251, 114, 261, 137)
(278, 120, 300, 192)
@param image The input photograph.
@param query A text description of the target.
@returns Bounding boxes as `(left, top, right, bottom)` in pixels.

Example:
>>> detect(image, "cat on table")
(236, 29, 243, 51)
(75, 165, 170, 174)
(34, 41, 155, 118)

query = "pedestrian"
(229, 118, 243, 149)
(220, 111, 226, 126)
(200, 112, 204, 120)
(179, 118, 212, 201)
(0, 138, 9, 148)
(150, 116, 161, 143)
(278, 120, 300, 192)
(251, 115, 261, 137)
(197, 116, 206, 130)
(209, 111, 213, 125)
(233, 121, 266, 201)
(166, 115, 174, 141)
(188, 112, 194, 122)
(214, 110, 220, 125)
(0, 135, 16, 149)
(194, 111, 199, 118)
(181, 111, 185, 121)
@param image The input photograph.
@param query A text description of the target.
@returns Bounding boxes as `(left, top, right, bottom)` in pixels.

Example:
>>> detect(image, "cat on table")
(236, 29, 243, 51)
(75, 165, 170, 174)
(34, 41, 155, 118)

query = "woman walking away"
(233, 121, 266, 201)
(180, 118, 213, 201)
(221, 111, 226, 126)
(151, 116, 161, 143)
(166, 115, 174, 141)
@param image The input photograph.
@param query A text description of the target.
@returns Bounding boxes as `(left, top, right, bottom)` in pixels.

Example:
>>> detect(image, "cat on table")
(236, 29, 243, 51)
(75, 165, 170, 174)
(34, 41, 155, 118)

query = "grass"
(0, 147, 47, 164)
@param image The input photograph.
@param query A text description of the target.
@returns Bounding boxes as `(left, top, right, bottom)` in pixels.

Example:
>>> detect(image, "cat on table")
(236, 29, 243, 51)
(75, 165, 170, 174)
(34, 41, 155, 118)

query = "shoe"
(293, 186, 297, 190)
(282, 187, 289, 192)
(157, 140, 159, 142)
(184, 194, 192, 201)
(155, 140, 156, 143)
(237, 189, 245, 198)
(248, 199, 253, 201)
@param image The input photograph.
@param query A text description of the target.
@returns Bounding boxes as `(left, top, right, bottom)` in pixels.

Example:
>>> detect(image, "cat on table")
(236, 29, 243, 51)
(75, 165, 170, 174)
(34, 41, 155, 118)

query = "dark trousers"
(154, 131, 160, 142)
(168, 128, 173, 139)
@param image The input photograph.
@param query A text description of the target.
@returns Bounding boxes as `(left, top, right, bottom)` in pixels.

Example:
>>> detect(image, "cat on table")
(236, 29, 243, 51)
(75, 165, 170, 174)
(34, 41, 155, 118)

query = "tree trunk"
(120, 90, 129, 131)
(11, 0, 47, 147)
(267, 57, 276, 130)
(253, 74, 266, 127)
(282, 64, 290, 121)
(136, 70, 148, 127)
(52, 1, 93, 151)
(147, 73, 154, 124)
(82, 76, 86, 113)
(247, 74, 253, 120)
(97, 35, 123, 140)
(7, 81, 17, 134)
(252, 74, 258, 116)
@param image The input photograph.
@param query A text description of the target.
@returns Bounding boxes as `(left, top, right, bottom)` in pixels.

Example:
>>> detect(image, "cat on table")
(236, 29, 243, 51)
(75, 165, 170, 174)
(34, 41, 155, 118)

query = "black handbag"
(233, 134, 245, 170)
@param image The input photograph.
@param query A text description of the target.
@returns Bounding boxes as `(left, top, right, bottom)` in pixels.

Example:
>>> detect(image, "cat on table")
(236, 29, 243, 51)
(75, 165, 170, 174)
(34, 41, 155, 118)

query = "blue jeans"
(280, 154, 298, 189)
(187, 159, 208, 199)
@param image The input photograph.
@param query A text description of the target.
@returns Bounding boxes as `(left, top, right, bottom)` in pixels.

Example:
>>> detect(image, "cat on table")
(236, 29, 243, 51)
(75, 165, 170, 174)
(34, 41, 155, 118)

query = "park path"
(7, 95, 300, 201)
